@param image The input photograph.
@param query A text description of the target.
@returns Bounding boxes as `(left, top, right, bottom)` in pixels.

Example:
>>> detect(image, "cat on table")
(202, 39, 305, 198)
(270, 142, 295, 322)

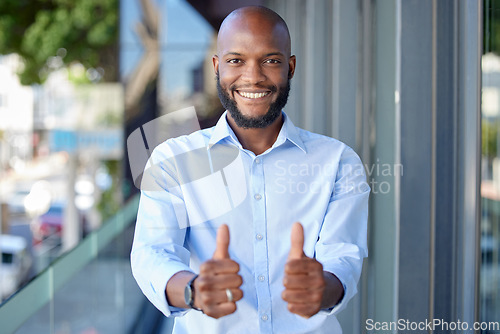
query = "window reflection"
(0, 55, 124, 303)
(0, 0, 122, 302)
(0, 0, 218, 306)
(481, 0, 500, 328)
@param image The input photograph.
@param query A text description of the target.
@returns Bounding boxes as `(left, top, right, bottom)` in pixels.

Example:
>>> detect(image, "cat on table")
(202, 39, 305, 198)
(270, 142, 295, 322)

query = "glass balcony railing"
(0, 195, 165, 334)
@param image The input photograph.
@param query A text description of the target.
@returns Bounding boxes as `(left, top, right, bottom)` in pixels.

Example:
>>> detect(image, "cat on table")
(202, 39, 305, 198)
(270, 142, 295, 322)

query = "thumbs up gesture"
(282, 222, 326, 318)
(194, 224, 243, 319)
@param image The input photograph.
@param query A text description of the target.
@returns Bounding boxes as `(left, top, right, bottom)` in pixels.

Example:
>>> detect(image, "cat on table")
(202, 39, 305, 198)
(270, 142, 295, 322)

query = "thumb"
(288, 222, 305, 259)
(213, 224, 230, 259)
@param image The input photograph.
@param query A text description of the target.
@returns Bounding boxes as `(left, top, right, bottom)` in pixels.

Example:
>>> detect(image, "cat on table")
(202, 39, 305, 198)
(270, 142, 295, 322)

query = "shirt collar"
(208, 111, 307, 154)
(208, 111, 240, 149)
(281, 112, 307, 153)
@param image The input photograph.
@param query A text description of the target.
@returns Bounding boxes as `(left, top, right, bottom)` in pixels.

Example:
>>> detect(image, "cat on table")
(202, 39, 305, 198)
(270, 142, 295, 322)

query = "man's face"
(213, 15, 296, 129)
(216, 74, 290, 128)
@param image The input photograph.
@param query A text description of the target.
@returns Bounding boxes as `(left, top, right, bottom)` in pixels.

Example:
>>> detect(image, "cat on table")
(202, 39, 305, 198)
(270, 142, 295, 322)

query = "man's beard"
(216, 75, 291, 129)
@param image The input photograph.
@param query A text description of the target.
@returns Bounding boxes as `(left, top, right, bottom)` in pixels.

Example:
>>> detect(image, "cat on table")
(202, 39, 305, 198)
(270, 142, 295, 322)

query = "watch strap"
(186, 274, 201, 310)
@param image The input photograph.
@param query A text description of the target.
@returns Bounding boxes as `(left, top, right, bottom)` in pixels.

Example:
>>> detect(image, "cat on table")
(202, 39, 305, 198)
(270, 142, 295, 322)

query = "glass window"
(1, 252, 13, 264)
(0, 1, 122, 304)
(481, 0, 500, 326)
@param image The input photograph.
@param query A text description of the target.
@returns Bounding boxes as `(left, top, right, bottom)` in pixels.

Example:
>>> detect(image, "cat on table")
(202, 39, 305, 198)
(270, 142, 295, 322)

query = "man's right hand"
(193, 224, 243, 318)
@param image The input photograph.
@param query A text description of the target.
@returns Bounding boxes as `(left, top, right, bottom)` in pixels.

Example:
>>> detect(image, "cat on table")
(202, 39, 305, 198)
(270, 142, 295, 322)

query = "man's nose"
(241, 62, 266, 84)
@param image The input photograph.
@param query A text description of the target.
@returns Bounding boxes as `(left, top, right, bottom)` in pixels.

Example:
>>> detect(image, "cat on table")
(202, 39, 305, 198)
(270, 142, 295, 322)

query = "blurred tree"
(0, 0, 118, 85)
(483, 120, 498, 157)
(485, 0, 500, 55)
(97, 159, 121, 221)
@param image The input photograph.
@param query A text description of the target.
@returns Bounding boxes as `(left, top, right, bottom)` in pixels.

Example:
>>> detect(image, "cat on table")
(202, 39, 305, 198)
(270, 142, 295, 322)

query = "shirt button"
(258, 275, 265, 282)
(254, 194, 262, 200)
(261, 314, 269, 321)
(255, 157, 261, 164)
(256, 234, 263, 241)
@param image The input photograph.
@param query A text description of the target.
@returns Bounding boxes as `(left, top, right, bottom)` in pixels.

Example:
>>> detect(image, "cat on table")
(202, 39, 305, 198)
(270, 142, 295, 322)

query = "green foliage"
(96, 110, 122, 127)
(67, 63, 92, 84)
(483, 120, 498, 157)
(485, 0, 500, 54)
(0, 0, 118, 85)
(97, 159, 121, 221)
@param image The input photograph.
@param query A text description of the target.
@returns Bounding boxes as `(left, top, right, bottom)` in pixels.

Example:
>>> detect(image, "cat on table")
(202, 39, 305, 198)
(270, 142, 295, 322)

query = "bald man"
(131, 6, 369, 334)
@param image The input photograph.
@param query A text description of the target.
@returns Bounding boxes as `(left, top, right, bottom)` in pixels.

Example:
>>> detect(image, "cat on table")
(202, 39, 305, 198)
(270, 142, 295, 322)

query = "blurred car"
(0, 234, 32, 301)
(31, 203, 64, 246)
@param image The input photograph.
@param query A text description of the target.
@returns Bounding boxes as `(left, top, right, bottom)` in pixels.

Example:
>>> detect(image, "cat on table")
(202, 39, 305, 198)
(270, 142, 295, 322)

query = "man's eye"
(265, 59, 281, 64)
(227, 59, 242, 64)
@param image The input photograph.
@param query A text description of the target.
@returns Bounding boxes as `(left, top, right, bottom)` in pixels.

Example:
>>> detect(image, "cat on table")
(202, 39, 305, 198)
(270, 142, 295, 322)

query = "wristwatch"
(184, 274, 201, 310)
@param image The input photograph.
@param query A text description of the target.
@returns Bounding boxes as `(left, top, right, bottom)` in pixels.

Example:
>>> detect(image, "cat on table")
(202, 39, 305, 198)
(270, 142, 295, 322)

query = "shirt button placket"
(251, 156, 272, 332)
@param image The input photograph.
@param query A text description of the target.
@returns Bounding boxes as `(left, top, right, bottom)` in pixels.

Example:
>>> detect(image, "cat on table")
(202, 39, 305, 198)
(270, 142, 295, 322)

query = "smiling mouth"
(236, 90, 271, 99)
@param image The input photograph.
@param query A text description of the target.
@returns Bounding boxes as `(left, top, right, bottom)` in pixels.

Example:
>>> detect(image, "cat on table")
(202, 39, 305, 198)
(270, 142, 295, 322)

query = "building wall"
(265, 0, 482, 332)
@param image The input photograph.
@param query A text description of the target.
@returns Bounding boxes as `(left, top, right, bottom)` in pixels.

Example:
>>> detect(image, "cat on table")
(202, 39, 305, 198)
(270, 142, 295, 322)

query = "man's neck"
(226, 113, 284, 156)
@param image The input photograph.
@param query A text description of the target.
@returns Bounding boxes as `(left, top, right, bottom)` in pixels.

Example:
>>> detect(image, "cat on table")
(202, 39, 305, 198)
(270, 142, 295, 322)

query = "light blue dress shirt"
(131, 112, 369, 334)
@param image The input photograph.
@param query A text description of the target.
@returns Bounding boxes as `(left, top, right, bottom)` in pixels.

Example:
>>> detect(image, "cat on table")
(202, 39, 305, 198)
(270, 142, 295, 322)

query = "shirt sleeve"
(130, 143, 193, 317)
(315, 146, 370, 315)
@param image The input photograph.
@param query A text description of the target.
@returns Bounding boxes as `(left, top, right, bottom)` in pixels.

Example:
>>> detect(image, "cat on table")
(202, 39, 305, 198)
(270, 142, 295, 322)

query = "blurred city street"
(1, 155, 66, 300)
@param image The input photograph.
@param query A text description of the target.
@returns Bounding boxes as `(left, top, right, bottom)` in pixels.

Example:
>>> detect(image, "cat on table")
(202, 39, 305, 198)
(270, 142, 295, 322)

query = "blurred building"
(0, 55, 34, 168)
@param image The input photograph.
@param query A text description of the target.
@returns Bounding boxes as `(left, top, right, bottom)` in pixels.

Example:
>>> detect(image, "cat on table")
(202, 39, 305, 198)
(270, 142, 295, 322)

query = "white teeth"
(238, 91, 269, 99)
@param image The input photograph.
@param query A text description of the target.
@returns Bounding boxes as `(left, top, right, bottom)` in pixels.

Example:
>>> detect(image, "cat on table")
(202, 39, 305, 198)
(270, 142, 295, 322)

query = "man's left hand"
(282, 222, 326, 318)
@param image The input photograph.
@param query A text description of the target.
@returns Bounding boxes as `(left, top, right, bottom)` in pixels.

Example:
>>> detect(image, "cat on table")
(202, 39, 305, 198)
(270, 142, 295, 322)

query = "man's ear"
(213, 55, 219, 76)
(288, 55, 296, 79)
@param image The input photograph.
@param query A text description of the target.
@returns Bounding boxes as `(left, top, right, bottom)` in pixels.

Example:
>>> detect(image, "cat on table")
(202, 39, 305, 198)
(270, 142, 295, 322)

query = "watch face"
(184, 283, 193, 306)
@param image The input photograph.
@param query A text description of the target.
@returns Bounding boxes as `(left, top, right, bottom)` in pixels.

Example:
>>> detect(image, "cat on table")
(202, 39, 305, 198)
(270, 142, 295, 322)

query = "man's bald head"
(213, 6, 296, 130)
(217, 6, 292, 57)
